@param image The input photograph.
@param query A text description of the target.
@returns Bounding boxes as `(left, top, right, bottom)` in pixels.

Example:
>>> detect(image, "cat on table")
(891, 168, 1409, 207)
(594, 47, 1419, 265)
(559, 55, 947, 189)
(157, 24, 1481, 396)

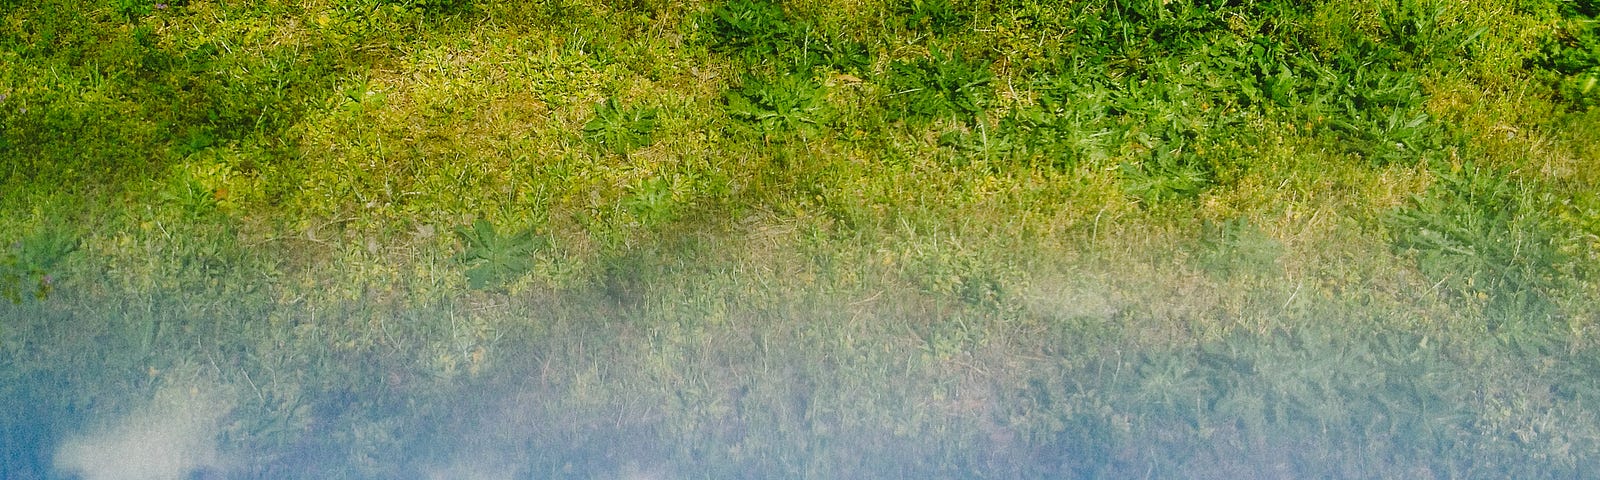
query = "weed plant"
(0, 229, 76, 305)
(1392, 163, 1570, 334)
(726, 73, 832, 141)
(454, 219, 546, 290)
(583, 98, 659, 155)
(1196, 217, 1283, 279)
(883, 47, 993, 124)
(701, 0, 870, 74)
(900, 0, 970, 35)
(1531, 0, 1600, 108)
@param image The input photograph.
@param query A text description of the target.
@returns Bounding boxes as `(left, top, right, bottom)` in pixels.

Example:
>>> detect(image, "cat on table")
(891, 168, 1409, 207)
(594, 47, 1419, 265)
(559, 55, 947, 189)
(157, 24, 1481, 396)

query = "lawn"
(3, 0, 1600, 478)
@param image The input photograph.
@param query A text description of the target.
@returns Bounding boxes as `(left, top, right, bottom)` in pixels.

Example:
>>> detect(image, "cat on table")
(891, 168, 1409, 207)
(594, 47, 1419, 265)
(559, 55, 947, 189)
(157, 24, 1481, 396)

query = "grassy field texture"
(3, 0, 1600, 478)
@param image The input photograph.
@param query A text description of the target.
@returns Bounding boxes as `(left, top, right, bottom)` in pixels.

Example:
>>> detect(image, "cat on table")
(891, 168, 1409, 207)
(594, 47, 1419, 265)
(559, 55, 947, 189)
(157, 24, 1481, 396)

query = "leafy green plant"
(997, 59, 1122, 167)
(1, 229, 77, 304)
(1195, 217, 1283, 278)
(1392, 163, 1566, 328)
(1120, 144, 1211, 205)
(1531, 1, 1600, 109)
(625, 176, 679, 228)
(999, 106, 1110, 168)
(900, 0, 969, 35)
(936, 123, 1015, 165)
(790, 26, 872, 73)
(157, 160, 236, 218)
(1324, 66, 1452, 164)
(1070, 0, 1233, 54)
(113, 0, 152, 21)
(454, 219, 546, 289)
(0, 94, 11, 156)
(725, 73, 830, 141)
(1379, 0, 1489, 68)
(1558, 70, 1600, 109)
(703, 0, 794, 63)
(902, 239, 1016, 307)
(1181, 30, 1453, 165)
(379, 0, 473, 14)
(701, 0, 870, 73)
(883, 48, 992, 123)
(583, 98, 659, 155)
(1067, 1, 1455, 166)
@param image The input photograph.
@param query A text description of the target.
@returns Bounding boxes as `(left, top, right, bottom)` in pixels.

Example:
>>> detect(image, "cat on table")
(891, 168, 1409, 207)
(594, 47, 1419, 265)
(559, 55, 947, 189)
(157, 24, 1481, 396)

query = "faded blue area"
(5, 294, 1599, 478)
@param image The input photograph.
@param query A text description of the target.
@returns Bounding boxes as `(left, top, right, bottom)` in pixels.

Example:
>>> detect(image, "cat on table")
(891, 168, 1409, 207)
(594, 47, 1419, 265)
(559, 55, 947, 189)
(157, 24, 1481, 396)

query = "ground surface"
(3, 0, 1600, 478)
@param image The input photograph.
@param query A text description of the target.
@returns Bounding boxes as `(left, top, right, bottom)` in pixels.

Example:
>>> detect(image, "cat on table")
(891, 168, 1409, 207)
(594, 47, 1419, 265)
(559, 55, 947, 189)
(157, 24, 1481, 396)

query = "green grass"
(3, 0, 1600, 478)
